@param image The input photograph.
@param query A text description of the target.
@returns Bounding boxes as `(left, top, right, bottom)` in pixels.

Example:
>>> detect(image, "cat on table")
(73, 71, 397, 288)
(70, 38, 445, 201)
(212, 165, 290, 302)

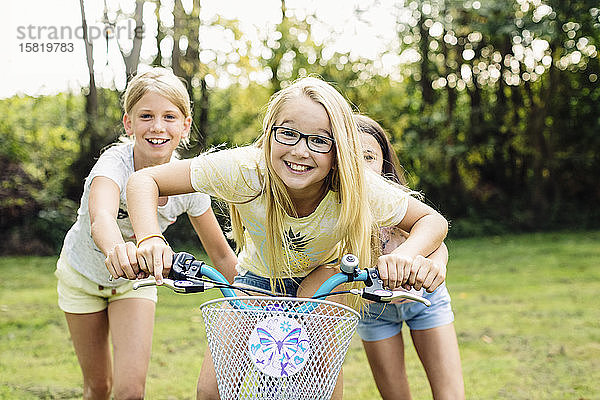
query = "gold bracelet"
(136, 233, 169, 248)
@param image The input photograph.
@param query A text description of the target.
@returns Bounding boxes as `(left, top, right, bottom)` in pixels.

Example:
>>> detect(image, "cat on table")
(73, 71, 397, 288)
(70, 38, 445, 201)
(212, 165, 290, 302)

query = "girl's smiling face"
(123, 91, 191, 168)
(270, 95, 335, 205)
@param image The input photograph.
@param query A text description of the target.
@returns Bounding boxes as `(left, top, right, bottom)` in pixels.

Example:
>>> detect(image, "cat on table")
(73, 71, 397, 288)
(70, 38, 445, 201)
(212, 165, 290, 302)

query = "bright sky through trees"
(2, 0, 400, 98)
(3, 0, 593, 99)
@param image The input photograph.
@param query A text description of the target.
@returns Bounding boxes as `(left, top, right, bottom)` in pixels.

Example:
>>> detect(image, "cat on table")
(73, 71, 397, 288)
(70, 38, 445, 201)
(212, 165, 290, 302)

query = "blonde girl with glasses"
(125, 76, 448, 399)
(55, 67, 237, 400)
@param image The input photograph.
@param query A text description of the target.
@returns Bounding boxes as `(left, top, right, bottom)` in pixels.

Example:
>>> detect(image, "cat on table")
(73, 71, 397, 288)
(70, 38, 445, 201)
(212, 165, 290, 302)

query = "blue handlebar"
(200, 264, 369, 299)
(312, 270, 368, 298)
(169, 252, 370, 312)
(189, 261, 368, 313)
(159, 252, 431, 308)
(171, 251, 369, 300)
(197, 263, 237, 298)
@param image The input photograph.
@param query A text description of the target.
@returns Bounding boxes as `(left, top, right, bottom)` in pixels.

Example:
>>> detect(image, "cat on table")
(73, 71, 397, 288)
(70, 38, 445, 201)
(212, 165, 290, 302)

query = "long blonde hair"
(228, 77, 376, 280)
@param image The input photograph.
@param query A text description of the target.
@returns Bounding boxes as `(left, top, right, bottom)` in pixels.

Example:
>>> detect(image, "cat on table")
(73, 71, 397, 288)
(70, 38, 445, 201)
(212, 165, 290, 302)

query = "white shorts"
(55, 252, 157, 314)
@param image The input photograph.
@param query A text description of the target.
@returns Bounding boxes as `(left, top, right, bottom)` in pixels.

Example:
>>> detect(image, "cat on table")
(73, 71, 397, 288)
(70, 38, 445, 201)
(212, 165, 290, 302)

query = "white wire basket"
(200, 296, 360, 400)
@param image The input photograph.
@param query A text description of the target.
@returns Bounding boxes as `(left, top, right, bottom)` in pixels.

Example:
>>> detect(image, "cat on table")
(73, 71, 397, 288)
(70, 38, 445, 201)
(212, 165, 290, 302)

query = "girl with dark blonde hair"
(356, 114, 464, 400)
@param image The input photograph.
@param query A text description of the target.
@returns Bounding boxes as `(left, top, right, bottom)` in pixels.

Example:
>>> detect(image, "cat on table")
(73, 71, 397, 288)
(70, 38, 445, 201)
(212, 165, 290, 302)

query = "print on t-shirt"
(284, 227, 315, 271)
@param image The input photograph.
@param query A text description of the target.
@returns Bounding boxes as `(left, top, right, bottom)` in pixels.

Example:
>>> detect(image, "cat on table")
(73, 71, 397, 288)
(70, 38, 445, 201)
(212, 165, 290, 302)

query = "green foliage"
(0, 87, 126, 254)
(362, 0, 600, 231)
(0, 94, 84, 255)
(205, 82, 270, 147)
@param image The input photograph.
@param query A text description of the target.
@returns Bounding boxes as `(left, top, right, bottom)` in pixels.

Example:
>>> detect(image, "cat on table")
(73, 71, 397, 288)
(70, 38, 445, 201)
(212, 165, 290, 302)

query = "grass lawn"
(1, 230, 599, 399)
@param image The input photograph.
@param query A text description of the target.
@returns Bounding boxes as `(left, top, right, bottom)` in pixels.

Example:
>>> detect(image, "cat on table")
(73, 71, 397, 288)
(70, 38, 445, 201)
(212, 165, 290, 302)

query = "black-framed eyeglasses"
(271, 126, 335, 154)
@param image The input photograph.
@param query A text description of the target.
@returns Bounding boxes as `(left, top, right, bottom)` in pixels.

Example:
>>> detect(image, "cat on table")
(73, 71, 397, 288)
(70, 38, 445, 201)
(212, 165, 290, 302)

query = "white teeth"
(148, 138, 168, 145)
(286, 161, 309, 172)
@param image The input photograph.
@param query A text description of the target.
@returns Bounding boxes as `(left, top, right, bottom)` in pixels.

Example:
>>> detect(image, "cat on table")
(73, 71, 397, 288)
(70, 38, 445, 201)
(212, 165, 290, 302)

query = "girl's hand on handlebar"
(105, 242, 142, 280)
(407, 255, 446, 292)
(376, 254, 446, 292)
(136, 238, 173, 285)
(376, 253, 413, 290)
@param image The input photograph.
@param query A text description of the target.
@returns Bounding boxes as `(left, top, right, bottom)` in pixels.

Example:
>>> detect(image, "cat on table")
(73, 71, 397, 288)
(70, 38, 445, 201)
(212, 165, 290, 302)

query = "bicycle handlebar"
(132, 252, 431, 307)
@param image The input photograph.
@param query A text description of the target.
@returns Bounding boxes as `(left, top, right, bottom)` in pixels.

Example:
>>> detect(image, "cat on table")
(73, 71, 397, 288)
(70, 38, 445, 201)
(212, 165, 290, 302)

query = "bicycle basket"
(200, 296, 360, 400)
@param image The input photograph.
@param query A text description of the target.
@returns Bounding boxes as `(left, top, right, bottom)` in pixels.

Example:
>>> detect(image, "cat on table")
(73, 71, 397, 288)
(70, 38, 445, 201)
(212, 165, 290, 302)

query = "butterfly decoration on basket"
(248, 316, 311, 377)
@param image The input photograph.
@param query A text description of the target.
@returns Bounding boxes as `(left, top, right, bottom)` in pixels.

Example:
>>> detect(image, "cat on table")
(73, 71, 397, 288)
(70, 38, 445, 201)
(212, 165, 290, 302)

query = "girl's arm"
(395, 196, 448, 258)
(89, 176, 139, 279)
(427, 242, 448, 271)
(126, 159, 194, 283)
(377, 196, 448, 291)
(188, 209, 238, 283)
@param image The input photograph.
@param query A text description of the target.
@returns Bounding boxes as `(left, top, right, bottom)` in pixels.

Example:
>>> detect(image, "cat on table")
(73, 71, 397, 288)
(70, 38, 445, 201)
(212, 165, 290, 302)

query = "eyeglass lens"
(273, 127, 333, 153)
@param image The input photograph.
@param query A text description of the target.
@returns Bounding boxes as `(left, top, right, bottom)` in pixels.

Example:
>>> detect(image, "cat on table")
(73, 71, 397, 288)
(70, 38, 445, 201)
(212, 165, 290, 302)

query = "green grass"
(1, 231, 599, 399)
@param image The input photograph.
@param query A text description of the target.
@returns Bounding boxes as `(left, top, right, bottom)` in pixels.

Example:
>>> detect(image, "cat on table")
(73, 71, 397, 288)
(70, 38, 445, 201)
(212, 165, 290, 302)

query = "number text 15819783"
(18, 42, 74, 52)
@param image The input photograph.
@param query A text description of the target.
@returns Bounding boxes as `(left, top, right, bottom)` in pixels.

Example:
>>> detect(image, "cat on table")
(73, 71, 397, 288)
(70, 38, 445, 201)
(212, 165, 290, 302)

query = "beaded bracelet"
(136, 233, 169, 248)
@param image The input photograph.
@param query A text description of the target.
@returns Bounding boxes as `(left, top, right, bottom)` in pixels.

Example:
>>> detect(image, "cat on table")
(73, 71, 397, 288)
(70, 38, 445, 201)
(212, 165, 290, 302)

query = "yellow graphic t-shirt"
(189, 146, 409, 278)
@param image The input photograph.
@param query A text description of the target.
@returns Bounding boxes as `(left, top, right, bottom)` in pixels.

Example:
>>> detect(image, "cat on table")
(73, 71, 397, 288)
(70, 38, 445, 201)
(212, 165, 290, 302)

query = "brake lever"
(133, 277, 181, 292)
(361, 267, 394, 302)
(350, 287, 393, 302)
(358, 267, 431, 306)
(133, 277, 214, 293)
(381, 290, 432, 306)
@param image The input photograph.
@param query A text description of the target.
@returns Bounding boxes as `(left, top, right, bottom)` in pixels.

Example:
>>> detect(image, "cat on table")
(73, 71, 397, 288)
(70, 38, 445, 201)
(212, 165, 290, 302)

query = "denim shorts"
(234, 270, 305, 297)
(357, 283, 454, 341)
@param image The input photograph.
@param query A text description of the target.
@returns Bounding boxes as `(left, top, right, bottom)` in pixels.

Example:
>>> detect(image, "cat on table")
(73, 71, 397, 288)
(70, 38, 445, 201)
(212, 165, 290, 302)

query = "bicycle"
(134, 252, 431, 400)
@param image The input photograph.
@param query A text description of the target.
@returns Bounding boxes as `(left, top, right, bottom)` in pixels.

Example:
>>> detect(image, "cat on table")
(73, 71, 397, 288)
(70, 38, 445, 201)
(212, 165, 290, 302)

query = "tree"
(102, 0, 144, 82)
(65, 0, 101, 202)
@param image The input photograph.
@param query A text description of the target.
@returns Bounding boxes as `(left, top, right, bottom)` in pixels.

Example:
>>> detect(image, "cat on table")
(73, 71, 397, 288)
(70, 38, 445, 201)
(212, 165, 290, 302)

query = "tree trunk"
(441, 25, 462, 208)
(197, 77, 209, 149)
(171, 0, 207, 152)
(524, 80, 549, 223)
(269, 0, 287, 93)
(418, 13, 433, 107)
(67, 0, 99, 201)
(122, 0, 144, 81)
(154, 3, 165, 66)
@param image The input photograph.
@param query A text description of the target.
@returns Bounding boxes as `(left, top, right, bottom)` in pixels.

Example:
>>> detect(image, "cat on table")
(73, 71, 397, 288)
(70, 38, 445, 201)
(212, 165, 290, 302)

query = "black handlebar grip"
(170, 252, 196, 280)
(170, 252, 206, 280)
